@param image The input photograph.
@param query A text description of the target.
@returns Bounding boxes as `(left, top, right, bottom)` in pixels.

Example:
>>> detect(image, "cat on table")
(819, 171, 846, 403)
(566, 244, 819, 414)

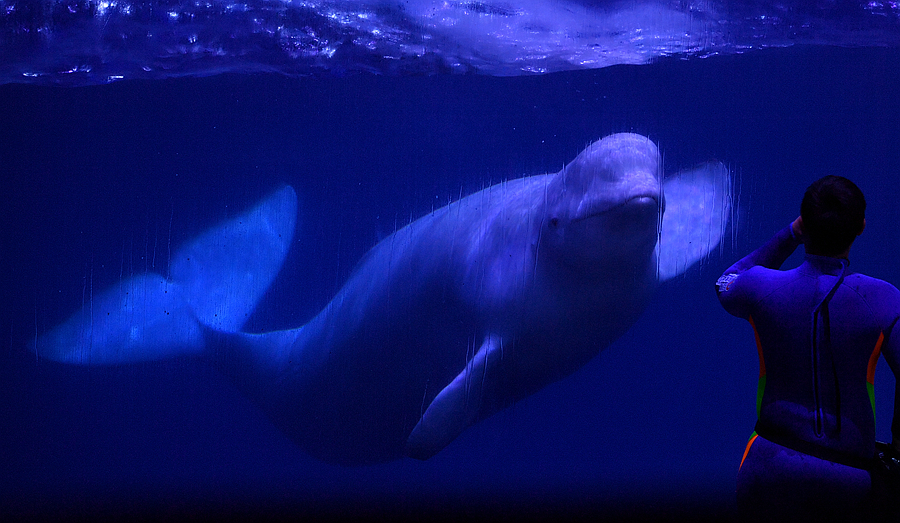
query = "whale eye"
(549, 217, 559, 228)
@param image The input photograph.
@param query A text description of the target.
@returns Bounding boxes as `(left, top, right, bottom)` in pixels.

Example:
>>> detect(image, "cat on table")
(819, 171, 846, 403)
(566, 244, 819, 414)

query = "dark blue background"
(1, 46, 899, 520)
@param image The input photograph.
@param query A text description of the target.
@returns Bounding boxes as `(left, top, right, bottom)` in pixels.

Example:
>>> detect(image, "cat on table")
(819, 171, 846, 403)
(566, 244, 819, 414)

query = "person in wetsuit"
(716, 175, 900, 519)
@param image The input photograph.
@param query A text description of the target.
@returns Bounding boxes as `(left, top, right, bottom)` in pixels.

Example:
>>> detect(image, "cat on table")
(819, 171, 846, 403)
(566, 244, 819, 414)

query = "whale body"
(34, 133, 731, 464)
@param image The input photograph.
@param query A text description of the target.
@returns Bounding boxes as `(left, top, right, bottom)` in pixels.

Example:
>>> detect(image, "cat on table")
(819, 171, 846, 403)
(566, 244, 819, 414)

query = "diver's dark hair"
(800, 175, 866, 256)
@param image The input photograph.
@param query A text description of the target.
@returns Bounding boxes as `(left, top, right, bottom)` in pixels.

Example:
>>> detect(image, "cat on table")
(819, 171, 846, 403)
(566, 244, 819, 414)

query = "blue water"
(1, 13, 900, 522)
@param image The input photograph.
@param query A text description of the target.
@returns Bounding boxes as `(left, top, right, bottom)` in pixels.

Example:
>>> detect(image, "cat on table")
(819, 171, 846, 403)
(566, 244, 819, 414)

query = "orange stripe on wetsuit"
(866, 331, 884, 421)
(748, 314, 766, 416)
(739, 314, 766, 470)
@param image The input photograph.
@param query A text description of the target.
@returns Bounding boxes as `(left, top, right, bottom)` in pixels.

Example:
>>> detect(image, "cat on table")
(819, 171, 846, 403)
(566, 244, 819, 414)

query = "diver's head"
(800, 175, 866, 257)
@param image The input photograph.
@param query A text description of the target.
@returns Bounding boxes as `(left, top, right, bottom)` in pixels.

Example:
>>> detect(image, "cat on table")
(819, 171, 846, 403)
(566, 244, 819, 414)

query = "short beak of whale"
(574, 194, 661, 223)
(622, 195, 659, 208)
(606, 195, 661, 225)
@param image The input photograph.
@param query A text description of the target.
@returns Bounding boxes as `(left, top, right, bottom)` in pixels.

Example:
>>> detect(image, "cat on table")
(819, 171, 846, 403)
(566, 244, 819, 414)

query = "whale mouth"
(619, 195, 659, 208)
(574, 194, 660, 222)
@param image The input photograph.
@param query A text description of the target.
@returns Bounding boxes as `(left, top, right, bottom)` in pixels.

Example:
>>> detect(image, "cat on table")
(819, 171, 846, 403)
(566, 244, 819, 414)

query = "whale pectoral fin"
(407, 334, 503, 460)
(657, 161, 732, 282)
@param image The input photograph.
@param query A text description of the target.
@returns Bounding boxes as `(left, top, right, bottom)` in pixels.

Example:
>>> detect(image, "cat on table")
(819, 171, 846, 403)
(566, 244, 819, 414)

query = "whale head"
(543, 133, 664, 270)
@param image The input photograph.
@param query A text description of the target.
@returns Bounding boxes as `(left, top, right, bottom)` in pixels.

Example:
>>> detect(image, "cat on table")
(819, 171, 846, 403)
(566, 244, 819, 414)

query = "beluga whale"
(34, 133, 731, 464)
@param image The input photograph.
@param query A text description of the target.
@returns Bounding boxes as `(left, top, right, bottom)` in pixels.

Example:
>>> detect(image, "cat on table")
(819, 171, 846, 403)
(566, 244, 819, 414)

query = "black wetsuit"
(716, 225, 900, 519)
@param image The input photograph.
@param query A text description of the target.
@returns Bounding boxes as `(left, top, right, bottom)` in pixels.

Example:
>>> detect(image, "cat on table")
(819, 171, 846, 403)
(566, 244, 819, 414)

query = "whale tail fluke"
(32, 186, 298, 365)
